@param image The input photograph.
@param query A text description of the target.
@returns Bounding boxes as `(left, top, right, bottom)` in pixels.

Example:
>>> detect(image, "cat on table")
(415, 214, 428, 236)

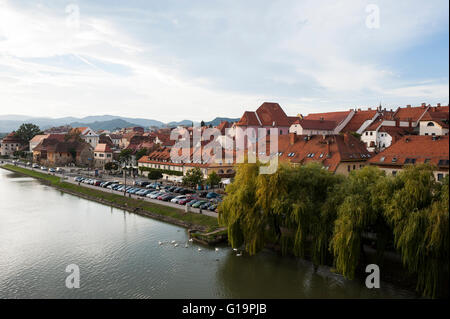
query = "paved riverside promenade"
(1, 161, 218, 218)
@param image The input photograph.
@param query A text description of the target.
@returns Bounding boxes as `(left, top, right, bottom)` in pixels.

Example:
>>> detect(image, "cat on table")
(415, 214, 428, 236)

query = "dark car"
(199, 201, 213, 210)
(173, 187, 183, 193)
(198, 191, 208, 198)
(162, 194, 175, 201)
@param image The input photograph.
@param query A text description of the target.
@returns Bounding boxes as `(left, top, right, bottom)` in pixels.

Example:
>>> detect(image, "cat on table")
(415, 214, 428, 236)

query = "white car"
(171, 195, 186, 204)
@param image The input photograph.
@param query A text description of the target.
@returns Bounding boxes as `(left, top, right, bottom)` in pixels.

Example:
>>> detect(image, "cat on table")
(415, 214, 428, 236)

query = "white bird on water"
(158, 241, 163, 245)
(171, 240, 176, 244)
(215, 247, 219, 252)
(174, 243, 179, 247)
(233, 248, 238, 251)
(198, 248, 202, 252)
(185, 243, 188, 248)
(188, 238, 193, 242)
(236, 252, 242, 257)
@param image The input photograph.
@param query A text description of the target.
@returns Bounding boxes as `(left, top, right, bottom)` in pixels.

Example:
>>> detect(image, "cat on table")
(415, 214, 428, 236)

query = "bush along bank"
(2, 164, 222, 237)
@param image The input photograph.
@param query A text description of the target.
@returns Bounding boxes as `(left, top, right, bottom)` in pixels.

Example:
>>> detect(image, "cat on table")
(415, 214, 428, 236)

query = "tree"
(148, 170, 163, 180)
(182, 167, 204, 187)
(15, 123, 42, 143)
(119, 149, 133, 165)
(206, 171, 221, 187)
(135, 148, 148, 161)
(104, 162, 118, 172)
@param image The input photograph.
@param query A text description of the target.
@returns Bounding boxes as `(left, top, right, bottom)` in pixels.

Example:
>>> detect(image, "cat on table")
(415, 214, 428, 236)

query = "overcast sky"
(0, 0, 448, 122)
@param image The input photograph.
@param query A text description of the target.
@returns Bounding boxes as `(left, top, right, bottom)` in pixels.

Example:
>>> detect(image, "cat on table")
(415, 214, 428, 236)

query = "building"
(93, 143, 114, 168)
(0, 132, 26, 156)
(368, 135, 449, 181)
(33, 137, 93, 167)
(301, 109, 355, 134)
(289, 118, 337, 136)
(235, 102, 294, 149)
(341, 108, 380, 134)
(418, 107, 449, 136)
(70, 127, 99, 148)
(272, 132, 372, 175)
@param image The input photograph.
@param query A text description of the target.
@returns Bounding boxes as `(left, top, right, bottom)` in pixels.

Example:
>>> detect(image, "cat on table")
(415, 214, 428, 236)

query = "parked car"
(208, 204, 218, 211)
(170, 195, 186, 204)
(149, 192, 163, 199)
(32, 164, 40, 168)
(192, 200, 207, 208)
(178, 196, 196, 205)
(198, 191, 208, 198)
(40, 166, 47, 171)
(206, 192, 220, 199)
(199, 201, 213, 210)
(161, 194, 175, 201)
(146, 191, 160, 198)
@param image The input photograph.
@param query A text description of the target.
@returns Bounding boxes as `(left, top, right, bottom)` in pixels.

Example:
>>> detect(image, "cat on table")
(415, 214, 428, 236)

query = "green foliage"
(206, 171, 221, 187)
(104, 162, 118, 171)
(119, 149, 133, 164)
(135, 148, 148, 161)
(148, 169, 163, 180)
(15, 123, 42, 143)
(219, 162, 449, 298)
(182, 167, 204, 187)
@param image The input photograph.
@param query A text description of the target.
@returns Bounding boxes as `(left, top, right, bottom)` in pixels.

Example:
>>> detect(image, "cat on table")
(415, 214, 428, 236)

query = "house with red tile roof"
(70, 127, 99, 148)
(301, 109, 355, 134)
(341, 108, 379, 134)
(235, 102, 293, 149)
(368, 135, 449, 181)
(0, 132, 27, 156)
(94, 143, 114, 168)
(419, 107, 449, 136)
(289, 118, 337, 136)
(33, 137, 93, 167)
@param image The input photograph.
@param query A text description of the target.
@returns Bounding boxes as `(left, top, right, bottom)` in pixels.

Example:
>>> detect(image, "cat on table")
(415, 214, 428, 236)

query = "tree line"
(218, 162, 449, 298)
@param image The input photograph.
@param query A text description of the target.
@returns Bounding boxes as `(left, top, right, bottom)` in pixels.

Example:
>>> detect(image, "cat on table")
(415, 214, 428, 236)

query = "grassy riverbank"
(2, 164, 219, 231)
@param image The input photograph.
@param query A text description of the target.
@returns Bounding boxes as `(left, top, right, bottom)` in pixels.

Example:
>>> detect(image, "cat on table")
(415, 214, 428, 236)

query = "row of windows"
(347, 164, 365, 171)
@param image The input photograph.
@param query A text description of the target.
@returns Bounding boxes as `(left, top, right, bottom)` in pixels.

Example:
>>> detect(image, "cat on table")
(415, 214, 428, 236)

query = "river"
(0, 168, 416, 298)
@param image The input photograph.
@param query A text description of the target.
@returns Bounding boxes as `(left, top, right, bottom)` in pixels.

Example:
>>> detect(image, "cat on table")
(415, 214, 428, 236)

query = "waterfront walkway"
(1, 161, 218, 218)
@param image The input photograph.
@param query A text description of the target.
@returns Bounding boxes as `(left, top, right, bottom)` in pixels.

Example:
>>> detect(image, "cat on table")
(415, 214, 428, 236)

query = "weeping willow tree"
(219, 162, 341, 259)
(383, 165, 449, 298)
(330, 166, 388, 279)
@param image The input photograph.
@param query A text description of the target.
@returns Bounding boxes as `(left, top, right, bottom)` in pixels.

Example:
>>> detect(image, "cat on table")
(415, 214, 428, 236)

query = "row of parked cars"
(13, 160, 64, 173)
(73, 177, 222, 212)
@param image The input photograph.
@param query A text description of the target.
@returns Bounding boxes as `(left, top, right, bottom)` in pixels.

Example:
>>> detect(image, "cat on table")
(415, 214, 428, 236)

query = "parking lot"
(4, 160, 220, 218)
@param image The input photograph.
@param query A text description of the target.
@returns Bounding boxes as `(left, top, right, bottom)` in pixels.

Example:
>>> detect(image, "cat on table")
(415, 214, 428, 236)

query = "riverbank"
(1, 164, 222, 237)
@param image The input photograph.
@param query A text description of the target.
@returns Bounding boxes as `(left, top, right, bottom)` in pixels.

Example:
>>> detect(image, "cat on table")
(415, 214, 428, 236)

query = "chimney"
(343, 132, 350, 144)
(357, 108, 361, 112)
(289, 132, 296, 145)
(320, 116, 324, 122)
(368, 107, 371, 111)
(437, 103, 441, 107)
(408, 118, 412, 128)
(327, 140, 331, 155)
(421, 103, 426, 107)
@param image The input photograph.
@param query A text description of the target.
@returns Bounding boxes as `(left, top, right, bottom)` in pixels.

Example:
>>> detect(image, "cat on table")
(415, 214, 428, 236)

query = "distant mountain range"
(0, 115, 240, 133)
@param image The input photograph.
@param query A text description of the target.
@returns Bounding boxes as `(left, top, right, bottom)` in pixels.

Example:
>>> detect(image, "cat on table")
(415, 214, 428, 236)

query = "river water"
(0, 169, 416, 298)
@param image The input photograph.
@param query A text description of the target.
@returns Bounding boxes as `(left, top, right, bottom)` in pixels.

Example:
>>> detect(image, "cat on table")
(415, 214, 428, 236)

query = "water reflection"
(0, 169, 415, 299)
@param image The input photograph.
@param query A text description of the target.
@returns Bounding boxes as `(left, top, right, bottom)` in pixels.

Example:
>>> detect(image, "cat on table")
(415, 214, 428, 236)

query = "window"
(438, 159, 449, 166)
(347, 165, 350, 172)
(280, 130, 282, 135)
(392, 157, 397, 163)
(319, 153, 324, 158)
(424, 158, 431, 164)
(392, 171, 397, 176)
(370, 132, 373, 136)
(437, 173, 443, 181)
(380, 156, 385, 162)
(353, 165, 356, 170)
(404, 158, 416, 164)
(427, 122, 435, 127)
(425, 133, 428, 136)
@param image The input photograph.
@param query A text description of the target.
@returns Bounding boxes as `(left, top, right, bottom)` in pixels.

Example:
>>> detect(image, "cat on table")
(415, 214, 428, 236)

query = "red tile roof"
(304, 110, 352, 125)
(236, 102, 291, 127)
(393, 105, 428, 122)
(369, 135, 449, 168)
(342, 109, 377, 132)
(420, 111, 449, 128)
(294, 119, 337, 131)
(94, 143, 112, 153)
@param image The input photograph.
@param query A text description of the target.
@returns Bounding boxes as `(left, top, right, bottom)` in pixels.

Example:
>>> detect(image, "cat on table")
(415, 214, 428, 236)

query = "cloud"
(0, 0, 448, 122)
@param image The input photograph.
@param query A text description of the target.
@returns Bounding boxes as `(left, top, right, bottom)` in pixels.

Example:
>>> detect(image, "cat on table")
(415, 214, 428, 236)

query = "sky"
(0, 0, 448, 122)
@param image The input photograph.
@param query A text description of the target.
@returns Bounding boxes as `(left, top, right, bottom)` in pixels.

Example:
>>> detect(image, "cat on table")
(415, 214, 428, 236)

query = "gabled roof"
(236, 102, 291, 127)
(293, 119, 337, 131)
(94, 143, 112, 153)
(369, 135, 449, 168)
(420, 111, 449, 128)
(342, 109, 377, 132)
(393, 105, 428, 122)
(304, 110, 352, 125)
